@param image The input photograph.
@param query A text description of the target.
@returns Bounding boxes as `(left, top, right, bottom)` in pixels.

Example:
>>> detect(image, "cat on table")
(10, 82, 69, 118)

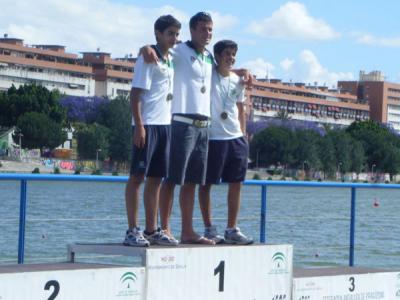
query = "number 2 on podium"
(214, 260, 225, 292)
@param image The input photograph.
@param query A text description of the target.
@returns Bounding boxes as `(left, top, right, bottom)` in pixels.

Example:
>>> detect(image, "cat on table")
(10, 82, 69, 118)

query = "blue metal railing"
(1, 173, 400, 266)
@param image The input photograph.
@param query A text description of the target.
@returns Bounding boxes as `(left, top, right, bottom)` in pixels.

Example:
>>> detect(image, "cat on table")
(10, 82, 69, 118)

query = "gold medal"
(201, 86, 206, 93)
(220, 112, 228, 120)
(166, 93, 173, 101)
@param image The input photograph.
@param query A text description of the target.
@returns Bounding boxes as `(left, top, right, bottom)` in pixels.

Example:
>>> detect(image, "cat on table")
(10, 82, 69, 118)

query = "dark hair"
(154, 15, 181, 33)
(213, 40, 238, 56)
(189, 12, 212, 29)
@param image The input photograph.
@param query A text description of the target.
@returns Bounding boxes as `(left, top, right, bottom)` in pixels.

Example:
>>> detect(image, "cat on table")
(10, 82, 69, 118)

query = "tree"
(98, 96, 132, 162)
(318, 134, 336, 178)
(250, 126, 297, 167)
(275, 109, 291, 120)
(75, 123, 110, 160)
(60, 96, 109, 124)
(4, 84, 66, 127)
(349, 139, 366, 174)
(293, 130, 321, 171)
(15, 112, 67, 152)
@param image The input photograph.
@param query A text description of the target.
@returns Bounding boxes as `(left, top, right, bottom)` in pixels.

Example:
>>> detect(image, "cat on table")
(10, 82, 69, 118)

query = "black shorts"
(130, 125, 170, 177)
(205, 137, 248, 184)
(167, 116, 209, 185)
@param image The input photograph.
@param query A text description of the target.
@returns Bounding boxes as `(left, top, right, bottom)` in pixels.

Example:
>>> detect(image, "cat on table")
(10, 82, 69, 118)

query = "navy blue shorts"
(130, 125, 170, 177)
(205, 137, 248, 184)
(167, 115, 209, 185)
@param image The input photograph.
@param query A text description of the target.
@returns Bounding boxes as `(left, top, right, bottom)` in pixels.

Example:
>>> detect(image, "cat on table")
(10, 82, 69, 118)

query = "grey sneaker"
(224, 227, 253, 245)
(123, 228, 150, 247)
(144, 228, 179, 246)
(204, 225, 224, 244)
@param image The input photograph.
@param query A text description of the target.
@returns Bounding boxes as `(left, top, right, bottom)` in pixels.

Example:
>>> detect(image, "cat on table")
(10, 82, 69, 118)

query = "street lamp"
(96, 148, 102, 170)
(17, 133, 23, 161)
(256, 149, 260, 169)
(337, 162, 342, 179)
(302, 161, 307, 172)
(371, 164, 376, 181)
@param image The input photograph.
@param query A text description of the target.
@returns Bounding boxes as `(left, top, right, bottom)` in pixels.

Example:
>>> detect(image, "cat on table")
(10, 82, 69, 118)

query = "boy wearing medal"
(199, 40, 253, 245)
(123, 15, 181, 247)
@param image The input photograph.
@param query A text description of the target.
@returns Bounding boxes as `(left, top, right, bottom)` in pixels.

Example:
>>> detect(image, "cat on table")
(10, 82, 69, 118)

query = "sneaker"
(144, 228, 179, 246)
(123, 228, 150, 247)
(204, 225, 224, 244)
(224, 227, 253, 245)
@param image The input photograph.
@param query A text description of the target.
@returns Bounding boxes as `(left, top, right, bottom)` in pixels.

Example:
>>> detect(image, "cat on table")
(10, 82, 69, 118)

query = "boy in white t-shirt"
(199, 40, 253, 245)
(123, 15, 181, 247)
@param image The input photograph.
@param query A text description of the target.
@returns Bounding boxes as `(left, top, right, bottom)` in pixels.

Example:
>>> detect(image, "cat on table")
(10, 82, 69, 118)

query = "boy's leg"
(125, 174, 144, 229)
(198, 184, 212, 227)
(179, 183, 197, 240)
(159, 180, 176, 235)
(143, 176, 162, 233)
(227, 182, 241, 228)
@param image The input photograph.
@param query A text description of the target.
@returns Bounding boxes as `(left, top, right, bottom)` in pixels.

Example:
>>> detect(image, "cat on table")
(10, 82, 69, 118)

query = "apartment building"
(339, 71, 400, 131)
(247, 79, 370, 127)
(0, 35, 95, 96)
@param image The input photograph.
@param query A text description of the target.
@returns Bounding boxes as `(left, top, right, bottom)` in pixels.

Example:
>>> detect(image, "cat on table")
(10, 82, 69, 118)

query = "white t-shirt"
(170, 42, 213, 117)
(209, 70, 245, 140)
(131, 54, 173, 125)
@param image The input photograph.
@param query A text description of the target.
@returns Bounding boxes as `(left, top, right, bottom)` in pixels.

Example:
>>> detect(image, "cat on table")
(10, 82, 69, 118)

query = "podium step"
(293, 267, 400, 300)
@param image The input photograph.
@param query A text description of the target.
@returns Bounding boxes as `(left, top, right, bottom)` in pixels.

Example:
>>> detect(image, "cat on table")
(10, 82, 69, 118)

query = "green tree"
(293, 130, 322, 171)
(3, 84, 66, 127)
(250, 126, 296, 167)
(347, 120, 400, 174)
(349, 139, 366, 174)
(76, 123, 110, 160)
(15, 112, 67, 152)
(98, 96, 132, 162)
(328, 130, 353, 173)
(275, 109, 291, 120)
(318, 134, 336, 178)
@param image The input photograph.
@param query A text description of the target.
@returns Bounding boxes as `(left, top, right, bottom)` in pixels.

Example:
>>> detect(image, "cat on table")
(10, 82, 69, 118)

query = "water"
(1, 180, 400, 269)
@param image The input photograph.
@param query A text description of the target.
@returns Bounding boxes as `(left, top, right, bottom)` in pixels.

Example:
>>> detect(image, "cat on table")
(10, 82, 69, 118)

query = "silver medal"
(201, 86, 206, 93)
(220, 112, 228, 120)
(166, 93, 173, 101)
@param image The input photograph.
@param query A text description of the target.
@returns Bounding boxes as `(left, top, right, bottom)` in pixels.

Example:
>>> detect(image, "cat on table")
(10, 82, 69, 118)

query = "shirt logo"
(190, 56, 196, 62)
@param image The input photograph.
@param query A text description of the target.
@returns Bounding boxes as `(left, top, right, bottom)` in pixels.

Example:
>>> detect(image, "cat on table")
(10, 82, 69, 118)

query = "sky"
(1, 0, 399, 87)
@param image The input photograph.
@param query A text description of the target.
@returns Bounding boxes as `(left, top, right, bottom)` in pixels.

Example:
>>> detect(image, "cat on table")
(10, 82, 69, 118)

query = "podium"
(293, 267, 400, 300)
(68, 243, 293, 300)
(0, 263, 145, 300)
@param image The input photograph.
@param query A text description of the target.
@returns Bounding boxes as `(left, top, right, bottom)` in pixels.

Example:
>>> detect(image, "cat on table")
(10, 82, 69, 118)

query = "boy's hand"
(233, 69, 254, 89)
(133, 125, 146, 148)
(140, 46, 158, 63)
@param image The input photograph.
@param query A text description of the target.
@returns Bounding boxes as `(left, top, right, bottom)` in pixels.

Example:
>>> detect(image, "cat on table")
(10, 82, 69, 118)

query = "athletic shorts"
(129, 125, 170, 177)
(205, 136, 248, 184)
(167, 114, 209, 185)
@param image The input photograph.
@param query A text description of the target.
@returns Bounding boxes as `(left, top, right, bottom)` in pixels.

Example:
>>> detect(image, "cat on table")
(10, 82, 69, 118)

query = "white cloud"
(290, 50, 354, 87)
(280, 58, 294, 71)
(0, 0, 192, 57)
(355, 33, 400, 47)
(247, 1, 339, 40)
(240, 58, 275, 79)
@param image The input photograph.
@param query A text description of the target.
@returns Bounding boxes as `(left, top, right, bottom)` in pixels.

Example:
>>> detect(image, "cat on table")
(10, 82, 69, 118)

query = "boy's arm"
(139, 45, 159, 64)
(130, 88, 146, 148)
(232, 69, 253, 89)
(237, 102, 246, 135)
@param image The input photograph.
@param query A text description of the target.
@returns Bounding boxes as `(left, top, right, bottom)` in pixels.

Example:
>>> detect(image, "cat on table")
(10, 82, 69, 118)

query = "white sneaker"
(204, 225, 224, 244)
(123, 228, 150, 247)
(144, 228, 179, 246)
(224, 227, 253, 245)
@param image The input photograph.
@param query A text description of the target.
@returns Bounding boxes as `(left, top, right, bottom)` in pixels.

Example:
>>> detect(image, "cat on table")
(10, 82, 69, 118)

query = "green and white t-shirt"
(170, 41, 214, 117)
(209, 70, 245, 140)
(131, 51, 173, 125)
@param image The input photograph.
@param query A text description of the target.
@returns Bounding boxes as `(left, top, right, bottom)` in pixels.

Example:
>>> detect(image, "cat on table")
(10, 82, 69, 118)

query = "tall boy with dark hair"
(199, 40, 253, 245)
(123, 15, 181, 247)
